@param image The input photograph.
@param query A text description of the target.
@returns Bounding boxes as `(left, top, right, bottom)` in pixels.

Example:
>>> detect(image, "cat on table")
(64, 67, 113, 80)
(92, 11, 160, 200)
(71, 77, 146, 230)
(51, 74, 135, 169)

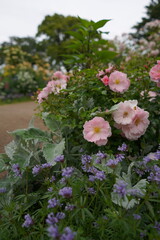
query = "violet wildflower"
(155, 150, 160, 160)
(95, 170, 106, 181)
(22, 214, 33, 228)
(117, 143, 127, 151)
(115, 153, 125, 162)
(154, 222, 160, 233)
(56, 212, 65, 220)
(65, 204, 76, 211)
(62, 167, 74, 178)
(113, 180, 128, 197)
(133, 214, 141, 220)
(0, 187, 7, 193)
(48, 197, 60, 208)
(60, 227, 76, 240)
(50, 176, 56, 182)
(106, 159, 119, 168)
(59, 187, 72, 198)
(12, 163, 22, 177)
(41, 163, 52, 169)
(89, 175, 96, 182)
(46, 213, 58, 225)
(47, 225, 60, 239)
(95, 151, 106, 163)
(81, 155, 92, 172)
(54, 155, 65, 163)
(143, 155, 151, 164)
(48, 187, 53, 192)
(148, 165, 160, 184)
(87, 187, 96, 194)
(32, 165, 41, 176)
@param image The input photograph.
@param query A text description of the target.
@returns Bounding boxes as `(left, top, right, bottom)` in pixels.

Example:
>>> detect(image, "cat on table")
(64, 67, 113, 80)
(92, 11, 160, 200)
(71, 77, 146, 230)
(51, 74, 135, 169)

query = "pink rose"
(96, 70, 105, 79)
(101, 75, 109, 86)
(47, 79, 67, 94)
(37, 86, 52, 103)
(105, 66, 113, 73)
(115, 108, 150, 140)
(108, 71, 130, 93)
(112, 100, 137, 125)
(83, 117, 112, 146)
(149, 60, 160, 82)
(52, 71, 69, 81)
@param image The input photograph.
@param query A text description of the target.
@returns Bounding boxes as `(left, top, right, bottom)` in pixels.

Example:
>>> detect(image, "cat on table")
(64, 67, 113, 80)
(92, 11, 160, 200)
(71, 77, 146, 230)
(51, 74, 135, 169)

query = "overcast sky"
(0, 0, 151, 43)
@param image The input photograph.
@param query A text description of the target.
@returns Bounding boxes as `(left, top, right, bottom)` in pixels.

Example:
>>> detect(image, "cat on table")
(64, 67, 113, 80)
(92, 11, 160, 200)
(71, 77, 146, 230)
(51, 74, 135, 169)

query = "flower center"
(94, 127, 101, 133)
(115, 79, 120, 84)
(123, 112, 128, 118)
(135, 118, 141, 126)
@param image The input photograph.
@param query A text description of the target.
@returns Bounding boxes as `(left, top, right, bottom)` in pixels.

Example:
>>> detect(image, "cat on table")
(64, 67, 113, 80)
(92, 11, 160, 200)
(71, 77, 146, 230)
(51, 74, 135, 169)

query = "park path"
(0, 101, 47, 153)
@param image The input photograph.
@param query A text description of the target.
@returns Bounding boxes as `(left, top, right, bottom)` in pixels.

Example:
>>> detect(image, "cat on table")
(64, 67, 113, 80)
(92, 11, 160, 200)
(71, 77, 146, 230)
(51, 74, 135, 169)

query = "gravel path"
(0, 101, 47, 153)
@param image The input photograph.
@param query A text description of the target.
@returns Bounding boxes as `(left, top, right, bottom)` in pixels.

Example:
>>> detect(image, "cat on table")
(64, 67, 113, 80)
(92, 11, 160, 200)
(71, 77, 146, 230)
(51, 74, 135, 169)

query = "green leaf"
(93, 19, 110, 30)
(10, 127, 50, 142)
(43, 139, 65, 165)
(5, 141, 17, 160)
(42, 112, 62, 136)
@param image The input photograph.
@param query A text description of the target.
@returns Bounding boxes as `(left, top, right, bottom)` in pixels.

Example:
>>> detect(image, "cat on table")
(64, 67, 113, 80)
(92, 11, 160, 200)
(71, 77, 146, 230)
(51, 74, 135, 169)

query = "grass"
(0, 96, 34, 105)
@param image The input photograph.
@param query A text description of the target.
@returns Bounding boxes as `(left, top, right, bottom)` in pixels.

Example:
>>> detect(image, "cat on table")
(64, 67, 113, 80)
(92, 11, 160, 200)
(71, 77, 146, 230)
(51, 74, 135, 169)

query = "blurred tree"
(132, 0, 160, 38)
(36, 13, 81, 69)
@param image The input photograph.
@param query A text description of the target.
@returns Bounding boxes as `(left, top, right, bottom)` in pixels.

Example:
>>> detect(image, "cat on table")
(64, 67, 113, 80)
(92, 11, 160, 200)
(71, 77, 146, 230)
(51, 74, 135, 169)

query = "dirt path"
(0, 101, 47, 153)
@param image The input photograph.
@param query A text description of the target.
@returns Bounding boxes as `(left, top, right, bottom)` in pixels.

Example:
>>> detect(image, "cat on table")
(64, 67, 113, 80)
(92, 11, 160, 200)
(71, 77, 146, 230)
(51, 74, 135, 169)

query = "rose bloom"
(149, 60, 160, 83)
(47, 79, 67, 94)
(117, 108, 150, 140)
(52, 71, 69, 81)
(112, 100, 137, 125)
(83, 117, 112, 146)
(108, 71, 130, 93)
(101, 75, 109, 86)
(37, 86, 52, 103)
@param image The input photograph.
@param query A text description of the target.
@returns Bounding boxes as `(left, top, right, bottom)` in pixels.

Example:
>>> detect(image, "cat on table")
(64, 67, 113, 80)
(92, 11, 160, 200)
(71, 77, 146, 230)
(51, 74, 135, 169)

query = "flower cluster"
(32, 163, 52, 176)
(113, 100, 150, 140)
(37, 71, 69, 103)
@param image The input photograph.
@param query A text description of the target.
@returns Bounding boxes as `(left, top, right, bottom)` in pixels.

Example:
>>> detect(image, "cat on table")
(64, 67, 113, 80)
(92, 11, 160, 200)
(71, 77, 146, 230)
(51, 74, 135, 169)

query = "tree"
(36, 14, 81, 69)
(132, 0, 160, 38)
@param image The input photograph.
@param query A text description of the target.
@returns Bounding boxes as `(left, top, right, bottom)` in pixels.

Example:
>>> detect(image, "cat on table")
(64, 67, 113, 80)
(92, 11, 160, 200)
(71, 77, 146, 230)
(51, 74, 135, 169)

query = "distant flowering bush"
(149, 60, 160, 87)
(37, 71, 69, 103)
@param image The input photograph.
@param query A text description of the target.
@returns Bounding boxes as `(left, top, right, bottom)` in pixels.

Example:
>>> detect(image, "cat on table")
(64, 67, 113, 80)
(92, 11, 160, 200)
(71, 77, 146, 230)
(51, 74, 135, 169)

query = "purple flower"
(106, 159, 119, 168)
(12, 164, 22, 177)
(59, 187, 72, 198)
(133, 214, 141, 220)
(113, 180, 128, 197)
(48, 187, 53, 192)
(88, 175, 95, 182)
(22, 214, 33, 228)
(41, 163, 52, 169)
(62, 167, 74, 178)
(154, 221, 160, 233)
(0, 187, 7, 193)
(95, 151, 106, 163)
(54, 155, 65, 163)
(87, 187, 96, 194)
(60, 227, 76, 240)
(47, 225, 60, 239)
(65, 204, 76, 211)
(48, 198, 60, 208)
(148, 165, 160, 184)
(95, 170, 106, 181)
(46, 213, 58, 225)
(32, 165, 41, 176)
(115, 153, 125, 162)
(143, 155, 151, 164)
(56, 212, 65, 220)
(81, 155, 92, 172)
(50, 176, 56, 182)
(117, 143, 127, 151)
(154, 150, 160, 160)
